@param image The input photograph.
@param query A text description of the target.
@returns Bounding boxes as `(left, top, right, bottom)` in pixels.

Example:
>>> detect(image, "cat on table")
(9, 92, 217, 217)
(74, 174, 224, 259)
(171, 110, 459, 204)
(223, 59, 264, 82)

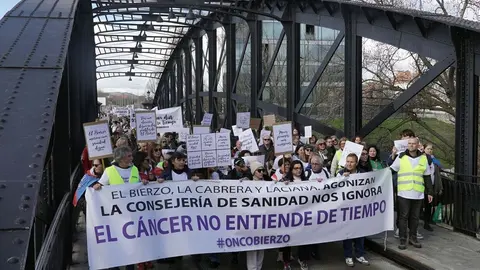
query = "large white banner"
(86, 169, 394, 269)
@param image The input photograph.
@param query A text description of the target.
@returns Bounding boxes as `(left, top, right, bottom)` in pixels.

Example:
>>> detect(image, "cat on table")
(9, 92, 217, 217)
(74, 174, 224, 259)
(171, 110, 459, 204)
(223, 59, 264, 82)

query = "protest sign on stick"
(135, 111, 157, 142)
(83, 120, 113, 160)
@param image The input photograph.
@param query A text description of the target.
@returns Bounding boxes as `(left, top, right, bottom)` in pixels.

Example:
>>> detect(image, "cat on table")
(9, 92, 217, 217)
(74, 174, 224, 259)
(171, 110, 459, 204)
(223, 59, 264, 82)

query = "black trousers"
(397, 196, 423, 241)
(281, 245, 311, 263)
(423, 192, 432, 224)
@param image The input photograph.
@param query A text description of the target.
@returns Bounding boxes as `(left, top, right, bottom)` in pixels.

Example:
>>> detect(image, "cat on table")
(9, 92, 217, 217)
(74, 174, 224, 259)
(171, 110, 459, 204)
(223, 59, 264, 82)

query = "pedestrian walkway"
(69, 214, 405, 270)
(367, 224, 480, 270)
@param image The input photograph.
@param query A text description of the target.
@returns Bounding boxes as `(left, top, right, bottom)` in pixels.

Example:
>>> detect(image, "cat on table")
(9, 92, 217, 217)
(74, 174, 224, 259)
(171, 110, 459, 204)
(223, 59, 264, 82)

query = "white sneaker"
(345, 257, 354, 267)
(297, 258, 309, 270)
(356, 256, 370, 265)
(416, 232, 424, 240)
(277, 251, 283, 262)
(394, 228, 399, 238)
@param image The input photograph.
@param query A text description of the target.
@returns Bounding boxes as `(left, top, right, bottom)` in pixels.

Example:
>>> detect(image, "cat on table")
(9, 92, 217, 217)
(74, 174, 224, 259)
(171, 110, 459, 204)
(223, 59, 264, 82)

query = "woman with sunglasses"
(279, 160, 310, 270)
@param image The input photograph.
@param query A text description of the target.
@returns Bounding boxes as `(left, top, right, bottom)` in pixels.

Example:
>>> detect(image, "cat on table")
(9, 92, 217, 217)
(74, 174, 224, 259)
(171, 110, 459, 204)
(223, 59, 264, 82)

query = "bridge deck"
(69, 213, 405, 270)
(367, 226, 480, 270)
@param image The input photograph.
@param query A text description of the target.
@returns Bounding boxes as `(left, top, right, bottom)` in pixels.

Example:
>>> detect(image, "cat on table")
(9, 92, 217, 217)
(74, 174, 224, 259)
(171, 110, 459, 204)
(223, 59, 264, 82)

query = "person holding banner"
(157, 152, 198, 182)
(337, 153, 370, 267)
(279, 160, 310, 270)
(93, 146, 145, 189)
(73, 159, 104, 214)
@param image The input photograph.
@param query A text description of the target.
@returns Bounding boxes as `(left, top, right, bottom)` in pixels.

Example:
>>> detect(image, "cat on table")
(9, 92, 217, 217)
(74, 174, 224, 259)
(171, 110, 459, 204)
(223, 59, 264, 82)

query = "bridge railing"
(35, 164, 83, 270)
(440, 173, 480, 237)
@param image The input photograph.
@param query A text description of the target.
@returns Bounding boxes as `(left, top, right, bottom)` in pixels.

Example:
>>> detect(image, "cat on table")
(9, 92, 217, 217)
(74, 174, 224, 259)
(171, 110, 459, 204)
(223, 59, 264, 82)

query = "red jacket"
(81, 147, 92, 173)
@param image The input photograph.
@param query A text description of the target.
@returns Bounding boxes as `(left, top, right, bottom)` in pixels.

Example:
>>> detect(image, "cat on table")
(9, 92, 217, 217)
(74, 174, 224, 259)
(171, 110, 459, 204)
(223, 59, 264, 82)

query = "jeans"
(281, 245, 310, 263)
(397, 196, 423, 240)
(343, 238, 364, 258)
(246, 250, 264, 270)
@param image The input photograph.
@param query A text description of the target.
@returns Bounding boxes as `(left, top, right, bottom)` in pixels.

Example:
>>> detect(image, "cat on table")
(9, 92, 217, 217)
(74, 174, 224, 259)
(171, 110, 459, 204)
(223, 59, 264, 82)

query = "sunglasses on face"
(93, 164, 101, 167)
(264, 139, 271, 141)
(256, 169, 265, 173)
(154, 148, 161, 152)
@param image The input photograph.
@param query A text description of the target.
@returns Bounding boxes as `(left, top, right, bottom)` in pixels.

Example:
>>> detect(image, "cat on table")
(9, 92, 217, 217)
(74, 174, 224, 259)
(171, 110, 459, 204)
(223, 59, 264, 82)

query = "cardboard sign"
(83, 120, 113, 160)
(263, 114, 276, 127)
(250, 118, 262, 130)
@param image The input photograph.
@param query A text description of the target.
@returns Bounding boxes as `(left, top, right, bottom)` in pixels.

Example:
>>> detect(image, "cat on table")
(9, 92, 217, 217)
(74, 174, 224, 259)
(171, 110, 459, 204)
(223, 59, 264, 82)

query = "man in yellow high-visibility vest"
(390, 137, 433, 250)
(94, 146, 147, 190)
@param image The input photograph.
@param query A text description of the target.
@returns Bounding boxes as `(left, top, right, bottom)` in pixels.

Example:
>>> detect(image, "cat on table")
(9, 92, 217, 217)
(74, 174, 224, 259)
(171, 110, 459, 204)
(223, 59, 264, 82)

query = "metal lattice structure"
(0, 0, 479, 269)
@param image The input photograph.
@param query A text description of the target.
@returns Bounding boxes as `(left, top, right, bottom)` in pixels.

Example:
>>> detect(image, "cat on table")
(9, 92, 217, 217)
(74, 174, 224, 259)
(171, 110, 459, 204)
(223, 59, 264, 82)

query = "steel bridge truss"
(0, 0, 479, 269)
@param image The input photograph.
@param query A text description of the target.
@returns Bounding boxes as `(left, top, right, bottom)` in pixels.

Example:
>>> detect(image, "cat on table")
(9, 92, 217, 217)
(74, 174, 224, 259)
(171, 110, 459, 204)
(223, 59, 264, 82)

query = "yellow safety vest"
(397, 155, 427, 193)
(105, 166, 140, 185)
(335, 149, 343, 174)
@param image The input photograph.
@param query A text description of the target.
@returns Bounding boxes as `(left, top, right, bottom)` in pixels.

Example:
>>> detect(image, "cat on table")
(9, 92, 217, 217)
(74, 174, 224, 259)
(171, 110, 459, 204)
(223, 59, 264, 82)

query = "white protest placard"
(219, 128, 231, 134)
(202, 150, 217, 168)
(201, 133, 217, 151)
(187, 151, 202, 169)
(201, 113, 213, 126)
(135, 111, 157, 142)
(216, 133, 231, 150)
(193, 126, 210, 135)
(86, 169, 394, 270)
(155, 106, 183, 133)
(186, 135, 202, 152)
(239, 128, 259, 153)
(177, 127, 191, 142)
(83, 121, 113, 160)
(129, 109, 136, 128)
(236, 112, 251, 129)
(304, 126, 312, 138)
(339, 141, 364, 167)
(114, 107, 129, 117)
(394, 139, 409, 153)
(242, 155, 266, 166)
(216, 149, 231, 167)
(258, 129, 272, 146)
(232, 125, 243, 136)
(272, 122, 293, 155)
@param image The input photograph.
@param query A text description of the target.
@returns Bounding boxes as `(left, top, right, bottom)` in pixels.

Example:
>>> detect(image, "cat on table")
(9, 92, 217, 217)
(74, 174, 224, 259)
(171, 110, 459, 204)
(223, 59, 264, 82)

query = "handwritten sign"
(187, 151, 202, 169)
(272, 122, 293, 155)
(239, 128, 259, 153)
(154, 106, 183, 133)
(216, 133, 231, 150)
(114, 107, 129, 117)
(186, 135, 202, 152)
(339, 141, 364, 167)
(202, 150, 217, 168)
(236, 112, 251, 129)
(201, 113, 213, 126)
(135, 111, 157, 142)
(263, 114, 276, 127)
(216, 149, 231, 167)
(394, 139, 409, 153)
(201, 134, 217, 151)
(219, 128, 231, 134)
(193, 126, 210, 134)
(83, 120, 113, 160)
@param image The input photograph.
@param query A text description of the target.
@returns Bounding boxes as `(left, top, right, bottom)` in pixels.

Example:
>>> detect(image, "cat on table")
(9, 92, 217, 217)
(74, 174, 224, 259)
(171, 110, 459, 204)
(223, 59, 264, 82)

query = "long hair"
(285, 160, 307, 181)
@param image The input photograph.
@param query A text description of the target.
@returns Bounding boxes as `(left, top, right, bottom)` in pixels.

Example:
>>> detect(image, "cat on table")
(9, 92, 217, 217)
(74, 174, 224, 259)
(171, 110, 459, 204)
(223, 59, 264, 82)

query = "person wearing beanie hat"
(249, 161, 271, 181)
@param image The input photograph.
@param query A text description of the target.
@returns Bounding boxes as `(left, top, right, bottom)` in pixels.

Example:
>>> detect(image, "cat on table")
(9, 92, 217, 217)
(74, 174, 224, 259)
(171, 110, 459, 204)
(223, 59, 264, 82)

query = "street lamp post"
(142, 90, 154, 109)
